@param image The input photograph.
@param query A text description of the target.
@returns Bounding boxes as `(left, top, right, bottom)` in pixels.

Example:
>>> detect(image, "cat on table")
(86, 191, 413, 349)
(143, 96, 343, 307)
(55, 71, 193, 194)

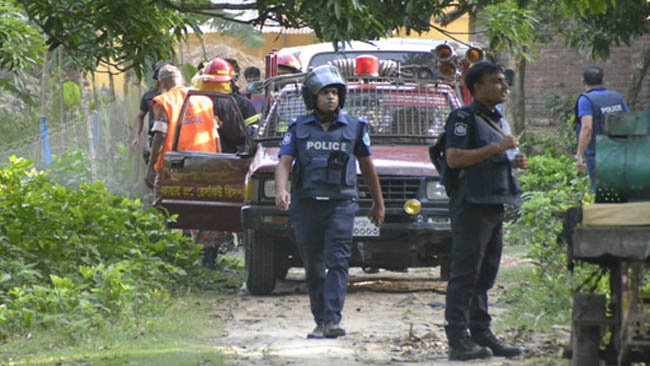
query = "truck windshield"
(259, 79, 458, 146)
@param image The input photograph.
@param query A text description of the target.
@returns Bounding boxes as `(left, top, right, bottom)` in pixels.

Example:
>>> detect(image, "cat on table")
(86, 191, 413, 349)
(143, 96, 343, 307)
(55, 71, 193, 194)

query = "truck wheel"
(439, 256, 450, 281)
(275, 263, 290, 280)
(275, 252, 290, 280)
(245, 229, 276, 295)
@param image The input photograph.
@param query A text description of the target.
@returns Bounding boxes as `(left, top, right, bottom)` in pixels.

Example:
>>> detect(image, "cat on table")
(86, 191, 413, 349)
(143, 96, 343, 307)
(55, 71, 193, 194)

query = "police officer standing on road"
(575, 66, 628, 192)
(440, 61, 527, 361)
(274, 65, 385, 339)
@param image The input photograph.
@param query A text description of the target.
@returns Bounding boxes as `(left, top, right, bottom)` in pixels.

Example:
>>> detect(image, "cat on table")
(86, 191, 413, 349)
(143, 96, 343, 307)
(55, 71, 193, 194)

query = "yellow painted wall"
(93, 16, 469, 96)
(397, 14, 470, 42)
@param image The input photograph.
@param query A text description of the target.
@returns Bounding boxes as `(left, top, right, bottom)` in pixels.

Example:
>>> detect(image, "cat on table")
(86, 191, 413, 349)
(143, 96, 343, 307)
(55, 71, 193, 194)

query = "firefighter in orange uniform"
(145, 64, 221, 199)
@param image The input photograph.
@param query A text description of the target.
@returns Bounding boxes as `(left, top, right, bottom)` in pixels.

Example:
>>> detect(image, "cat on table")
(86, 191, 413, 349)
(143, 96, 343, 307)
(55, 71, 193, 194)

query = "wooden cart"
(571, 226, 650, 366)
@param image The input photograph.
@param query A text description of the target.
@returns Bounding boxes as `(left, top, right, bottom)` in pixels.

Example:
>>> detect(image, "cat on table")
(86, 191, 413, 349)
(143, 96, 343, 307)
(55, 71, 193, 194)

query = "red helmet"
(200, 58, 235, 83)
(278, 54, 303, 73)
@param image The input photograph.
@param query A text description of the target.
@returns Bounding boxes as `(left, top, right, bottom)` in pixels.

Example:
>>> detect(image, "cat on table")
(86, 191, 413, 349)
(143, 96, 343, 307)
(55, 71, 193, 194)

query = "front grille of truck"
(358, 177, 421, 201)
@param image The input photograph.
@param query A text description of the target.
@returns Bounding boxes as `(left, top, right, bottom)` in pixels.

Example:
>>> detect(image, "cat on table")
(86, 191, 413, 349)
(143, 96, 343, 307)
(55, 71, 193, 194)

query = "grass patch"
(1, 293, 227, 366)
(1, 253, 245, 366)
(502, 242, 530, 259)
(495, 250, 571, 332)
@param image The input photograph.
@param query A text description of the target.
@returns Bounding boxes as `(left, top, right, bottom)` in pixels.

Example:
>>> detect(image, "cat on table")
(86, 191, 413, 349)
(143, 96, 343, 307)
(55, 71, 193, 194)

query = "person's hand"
(498, 135, 518, 152)
(574, 155, 586, 174)
(145, 167, 155, 189)
(369, 201, 385, 226)
(275, 189, 291, 211)
(130, 135, 141, 150)
(513, 153, 528, 169)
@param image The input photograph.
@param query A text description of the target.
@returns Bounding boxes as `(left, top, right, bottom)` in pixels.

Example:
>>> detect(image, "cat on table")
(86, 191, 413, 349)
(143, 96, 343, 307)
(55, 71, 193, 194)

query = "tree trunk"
(108, 71, 116, 101)
(626, 46, 650, 111)
(506, 55, 526, 135)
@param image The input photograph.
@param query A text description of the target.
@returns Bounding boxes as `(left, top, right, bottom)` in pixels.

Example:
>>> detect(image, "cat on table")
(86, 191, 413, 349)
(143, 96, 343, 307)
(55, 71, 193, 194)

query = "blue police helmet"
(301, 65, 347, 110)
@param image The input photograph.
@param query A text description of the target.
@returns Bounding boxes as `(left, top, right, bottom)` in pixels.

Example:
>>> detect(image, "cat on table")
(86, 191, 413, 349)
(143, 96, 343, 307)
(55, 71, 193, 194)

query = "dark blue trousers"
(290, 198, 358, 326)
(445, 195, 504, 342)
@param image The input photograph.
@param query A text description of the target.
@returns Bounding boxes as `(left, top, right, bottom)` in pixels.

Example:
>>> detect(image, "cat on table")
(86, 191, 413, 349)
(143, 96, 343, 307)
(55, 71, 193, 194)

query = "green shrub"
(0, 156, 203, 340)
(503, 150, 600, 328)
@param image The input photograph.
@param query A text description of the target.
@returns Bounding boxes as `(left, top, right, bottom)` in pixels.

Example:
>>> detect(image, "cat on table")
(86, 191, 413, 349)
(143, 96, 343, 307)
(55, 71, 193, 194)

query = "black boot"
(307, 324, 324, 339)
(448, 335, 492, 361)
(323, 322, 346, 338)
(471, 329, 522, 357)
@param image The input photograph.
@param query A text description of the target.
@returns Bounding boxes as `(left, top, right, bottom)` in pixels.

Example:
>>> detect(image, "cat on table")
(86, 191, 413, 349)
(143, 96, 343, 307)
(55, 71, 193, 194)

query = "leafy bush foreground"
(0, 157, 204, 340)
(503, 152, 596, 328)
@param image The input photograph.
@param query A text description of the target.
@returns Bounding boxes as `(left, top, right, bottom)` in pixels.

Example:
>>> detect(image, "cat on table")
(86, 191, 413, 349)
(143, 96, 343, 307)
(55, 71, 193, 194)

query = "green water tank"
(595, 112, 650, 202)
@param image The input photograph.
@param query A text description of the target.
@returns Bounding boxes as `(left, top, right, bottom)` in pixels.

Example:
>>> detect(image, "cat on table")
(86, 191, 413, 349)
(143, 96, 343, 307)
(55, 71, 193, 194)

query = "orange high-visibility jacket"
(153, 87, 221, 172)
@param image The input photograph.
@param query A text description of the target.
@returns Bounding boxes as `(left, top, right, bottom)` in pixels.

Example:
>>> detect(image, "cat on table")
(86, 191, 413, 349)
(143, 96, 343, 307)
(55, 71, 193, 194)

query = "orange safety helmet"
(278, 54, 303, 73)
(200, 58, 235, 83)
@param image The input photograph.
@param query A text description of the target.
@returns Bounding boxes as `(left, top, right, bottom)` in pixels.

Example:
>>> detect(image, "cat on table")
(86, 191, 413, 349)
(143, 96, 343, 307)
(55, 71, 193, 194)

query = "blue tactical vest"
(575, 90, 626, 154)
(459, 112, 520, 206)
(293, 113, 359, 200)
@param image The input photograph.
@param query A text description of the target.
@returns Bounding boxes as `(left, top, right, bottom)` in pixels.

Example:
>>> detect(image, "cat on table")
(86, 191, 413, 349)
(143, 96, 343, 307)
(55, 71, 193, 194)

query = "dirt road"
(211, 256, 568, 366)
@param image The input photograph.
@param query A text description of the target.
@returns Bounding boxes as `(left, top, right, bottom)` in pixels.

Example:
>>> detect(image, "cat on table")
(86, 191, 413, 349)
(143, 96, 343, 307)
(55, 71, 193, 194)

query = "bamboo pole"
(36, 52, 49, 168)
(86, 110, 98, 182)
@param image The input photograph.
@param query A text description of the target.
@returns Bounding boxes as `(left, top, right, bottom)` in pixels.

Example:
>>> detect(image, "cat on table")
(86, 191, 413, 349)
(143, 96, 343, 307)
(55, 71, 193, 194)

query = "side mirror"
(504, 68, 515, 87)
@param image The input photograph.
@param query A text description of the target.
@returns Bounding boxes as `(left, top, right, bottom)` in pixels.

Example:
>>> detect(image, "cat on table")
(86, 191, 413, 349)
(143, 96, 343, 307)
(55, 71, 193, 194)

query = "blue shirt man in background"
(575, 66, 628, 191)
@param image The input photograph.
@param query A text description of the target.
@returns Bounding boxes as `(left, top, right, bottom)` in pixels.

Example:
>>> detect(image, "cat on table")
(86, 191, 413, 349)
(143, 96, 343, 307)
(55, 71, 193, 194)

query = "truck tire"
(439, 256, 450, 281)
(275, 252, 290, 280)
(245, 229, 276, 295)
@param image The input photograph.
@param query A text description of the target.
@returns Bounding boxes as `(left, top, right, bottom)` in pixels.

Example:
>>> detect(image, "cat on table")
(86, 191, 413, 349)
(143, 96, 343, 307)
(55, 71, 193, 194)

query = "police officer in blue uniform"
(575, 66, 628, 191)
(440, 61, 527, 361)
(275, 65, 385, 339)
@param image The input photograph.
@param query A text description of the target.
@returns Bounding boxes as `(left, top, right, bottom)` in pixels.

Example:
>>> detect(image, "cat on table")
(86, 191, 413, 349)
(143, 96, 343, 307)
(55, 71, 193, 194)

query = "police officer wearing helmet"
(441, 61, 527, 361)
(275, 65, 385, 339)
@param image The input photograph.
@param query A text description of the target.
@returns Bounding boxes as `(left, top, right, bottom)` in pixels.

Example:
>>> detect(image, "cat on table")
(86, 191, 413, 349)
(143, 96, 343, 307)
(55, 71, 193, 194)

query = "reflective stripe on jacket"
(153, 87, 220, 171)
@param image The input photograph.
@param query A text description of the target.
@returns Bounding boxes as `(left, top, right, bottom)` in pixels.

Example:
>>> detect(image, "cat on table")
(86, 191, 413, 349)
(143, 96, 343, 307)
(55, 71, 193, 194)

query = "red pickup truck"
(159, 42, 483, 295)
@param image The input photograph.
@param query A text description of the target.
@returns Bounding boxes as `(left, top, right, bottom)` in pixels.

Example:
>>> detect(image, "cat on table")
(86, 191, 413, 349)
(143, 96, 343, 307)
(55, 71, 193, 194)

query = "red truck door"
(158, 90, 255, 232)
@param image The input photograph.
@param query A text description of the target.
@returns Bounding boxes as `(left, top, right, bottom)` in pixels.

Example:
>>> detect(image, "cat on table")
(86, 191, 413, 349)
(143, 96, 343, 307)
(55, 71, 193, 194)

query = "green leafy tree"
(3, 0, 629, 78)
(0, 1, 45, 105)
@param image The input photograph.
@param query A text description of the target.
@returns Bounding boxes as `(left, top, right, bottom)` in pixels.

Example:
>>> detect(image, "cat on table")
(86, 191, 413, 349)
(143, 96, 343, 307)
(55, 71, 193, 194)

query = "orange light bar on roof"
(465, 47, 484, 63)
(355, 55, 379, 76)
(434, 43, 454, 61)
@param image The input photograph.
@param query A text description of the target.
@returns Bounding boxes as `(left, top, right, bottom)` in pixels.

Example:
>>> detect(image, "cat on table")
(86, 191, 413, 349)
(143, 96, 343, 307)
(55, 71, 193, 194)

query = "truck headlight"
(263, 179, 291, 199)
(263, 179, 276, 199)
(425, 181, 448, 200)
